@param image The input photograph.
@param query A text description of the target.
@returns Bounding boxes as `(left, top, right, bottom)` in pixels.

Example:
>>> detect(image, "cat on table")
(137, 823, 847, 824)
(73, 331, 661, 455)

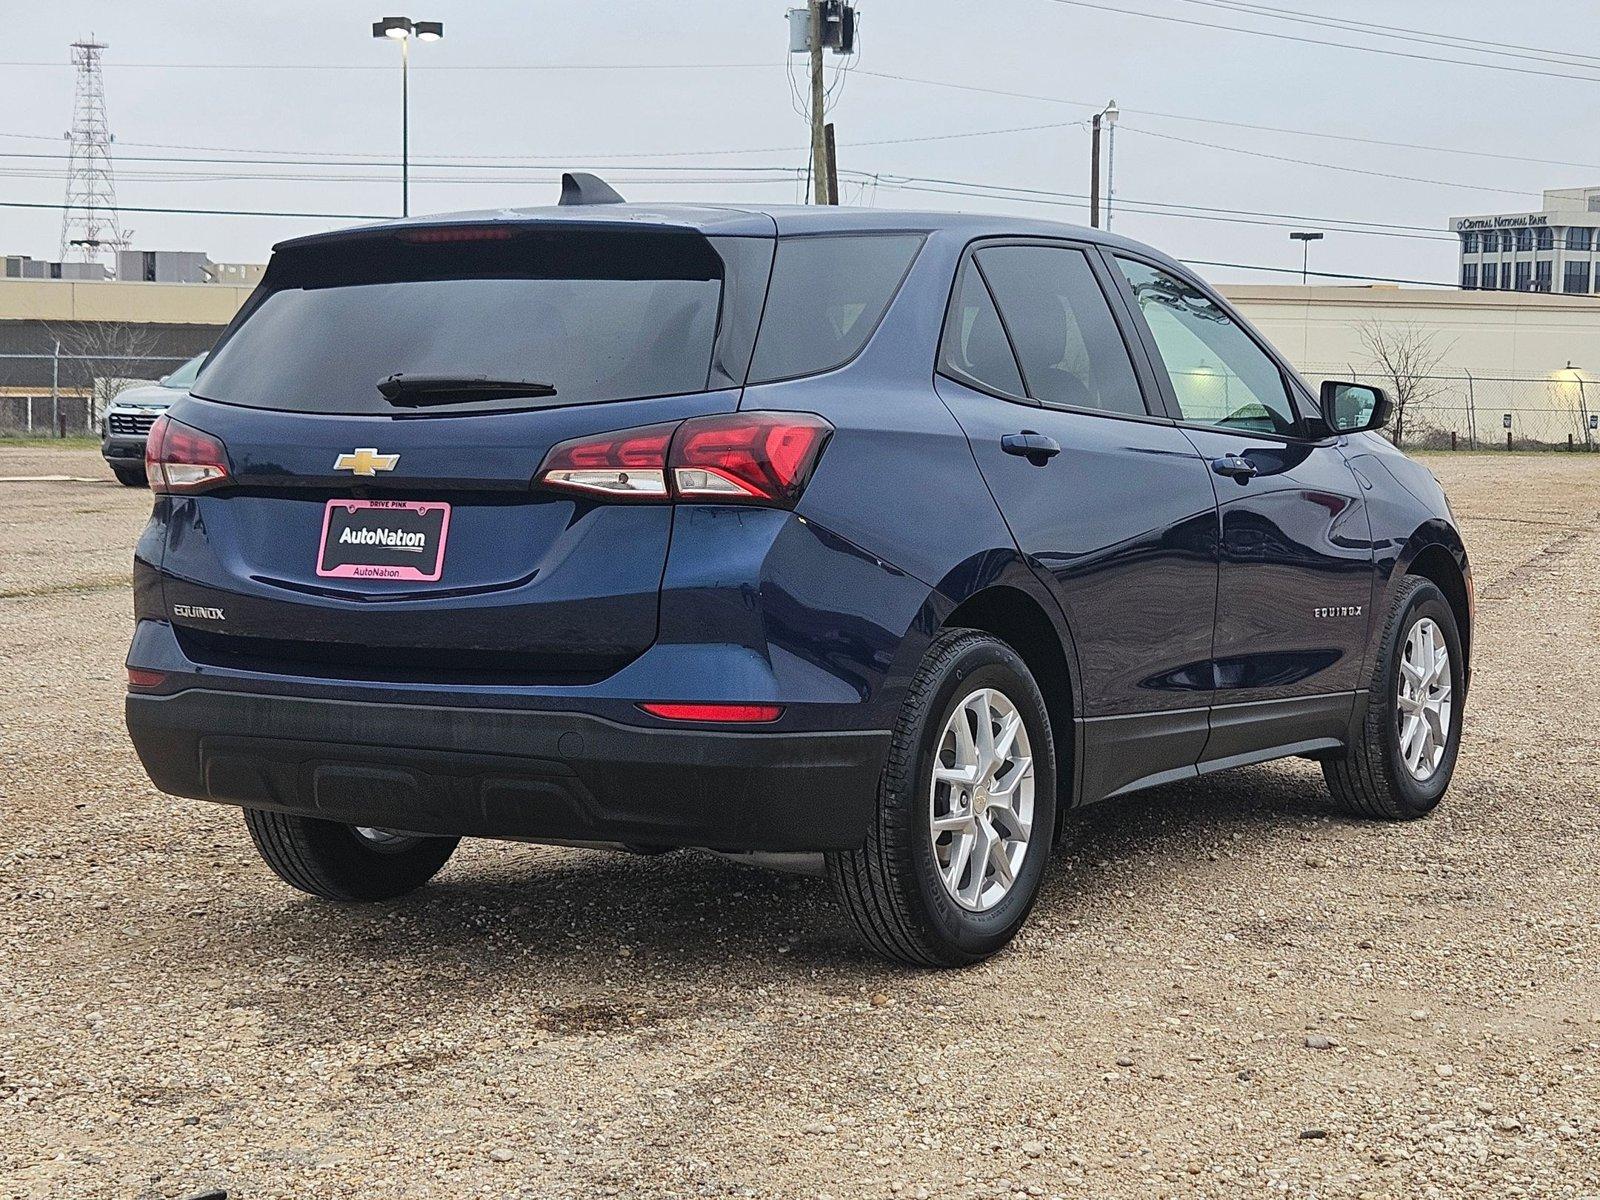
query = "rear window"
(195, 228, 771, 415)
(747, 233, 924, 383)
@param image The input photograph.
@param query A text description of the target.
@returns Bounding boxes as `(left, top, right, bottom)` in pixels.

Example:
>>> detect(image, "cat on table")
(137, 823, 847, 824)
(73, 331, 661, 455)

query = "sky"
(4, 0, 1597, 287)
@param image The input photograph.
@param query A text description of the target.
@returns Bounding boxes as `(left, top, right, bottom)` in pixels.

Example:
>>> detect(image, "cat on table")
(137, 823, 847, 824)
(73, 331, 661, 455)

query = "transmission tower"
(60, 38, 127, 269)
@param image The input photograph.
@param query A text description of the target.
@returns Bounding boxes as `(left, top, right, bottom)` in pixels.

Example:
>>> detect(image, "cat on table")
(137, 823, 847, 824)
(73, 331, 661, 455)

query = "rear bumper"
(126, 688, 889, 852)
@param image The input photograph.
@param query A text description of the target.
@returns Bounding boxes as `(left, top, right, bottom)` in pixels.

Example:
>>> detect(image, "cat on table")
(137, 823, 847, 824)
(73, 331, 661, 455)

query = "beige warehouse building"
(4, 272, 1597, 444)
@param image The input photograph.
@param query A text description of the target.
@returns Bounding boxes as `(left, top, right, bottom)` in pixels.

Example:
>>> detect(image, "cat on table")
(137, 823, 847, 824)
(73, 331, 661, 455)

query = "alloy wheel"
(1396, 615, 1452, 781)
(928, 687, 1035, 912)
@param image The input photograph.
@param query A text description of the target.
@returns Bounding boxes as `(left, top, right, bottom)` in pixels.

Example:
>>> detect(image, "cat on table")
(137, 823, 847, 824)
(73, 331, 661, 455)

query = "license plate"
(316, 499, 450, 582)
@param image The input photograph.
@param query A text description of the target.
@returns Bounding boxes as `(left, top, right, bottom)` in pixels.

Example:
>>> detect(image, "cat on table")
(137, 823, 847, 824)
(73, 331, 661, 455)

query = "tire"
(1323, 576, 1464, 820)
(242, 809, 459, 901)
(111, 464, 147, 488)
(827, 629, 1057, 968)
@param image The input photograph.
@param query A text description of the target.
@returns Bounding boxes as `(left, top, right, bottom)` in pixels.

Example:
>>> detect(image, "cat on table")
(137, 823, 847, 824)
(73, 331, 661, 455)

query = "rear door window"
(747, 234, 925, 383)
(194, 228, 770, 415)
(938, 259, 1025, 398)
(975, 245, 1149, 416)
(1113, 257, 1300, 436)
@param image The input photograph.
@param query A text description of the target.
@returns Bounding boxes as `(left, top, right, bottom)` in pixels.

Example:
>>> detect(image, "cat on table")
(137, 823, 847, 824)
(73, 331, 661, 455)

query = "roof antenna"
(559, 172, 626, 206)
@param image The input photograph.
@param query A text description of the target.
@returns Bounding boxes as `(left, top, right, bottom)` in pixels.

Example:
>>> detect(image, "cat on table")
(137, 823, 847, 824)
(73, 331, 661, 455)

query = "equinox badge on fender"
(334, 448, 399, 476)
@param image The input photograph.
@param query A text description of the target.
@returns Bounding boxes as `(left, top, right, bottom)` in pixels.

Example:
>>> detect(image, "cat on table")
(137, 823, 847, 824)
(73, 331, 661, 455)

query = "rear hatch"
(158, 215, 774, 684)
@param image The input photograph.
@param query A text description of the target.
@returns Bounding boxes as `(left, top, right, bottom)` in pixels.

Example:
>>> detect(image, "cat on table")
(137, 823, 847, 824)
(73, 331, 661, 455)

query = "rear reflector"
(126, 667, 167, 689)
(537, 412, 832, 508)
(146, 414, 230, 493)
(638, 702, 783, 723)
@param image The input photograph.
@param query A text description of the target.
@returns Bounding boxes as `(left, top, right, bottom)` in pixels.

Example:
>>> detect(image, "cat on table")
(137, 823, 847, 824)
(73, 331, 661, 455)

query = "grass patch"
(0, 435, 101, 450)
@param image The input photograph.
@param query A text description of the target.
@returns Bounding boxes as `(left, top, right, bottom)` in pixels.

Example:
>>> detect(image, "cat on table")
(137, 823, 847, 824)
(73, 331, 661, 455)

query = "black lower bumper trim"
(126, 689, 889, 852)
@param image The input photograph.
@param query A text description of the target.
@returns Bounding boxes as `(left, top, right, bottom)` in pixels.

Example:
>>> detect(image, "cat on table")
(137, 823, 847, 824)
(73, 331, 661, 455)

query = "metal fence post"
(50, 340, 60, 439)
(1464, 368, 1477, 449)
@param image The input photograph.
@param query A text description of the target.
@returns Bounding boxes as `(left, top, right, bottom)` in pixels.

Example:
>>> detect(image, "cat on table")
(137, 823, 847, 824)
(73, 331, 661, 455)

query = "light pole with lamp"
(1289, 231, 1323, 285)
(372, 16, 444, 217)
(1101, 100, 1119, 230)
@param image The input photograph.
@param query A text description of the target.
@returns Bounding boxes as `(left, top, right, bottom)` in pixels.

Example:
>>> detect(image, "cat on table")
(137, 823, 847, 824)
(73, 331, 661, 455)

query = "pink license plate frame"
(315, 499, 451, 582)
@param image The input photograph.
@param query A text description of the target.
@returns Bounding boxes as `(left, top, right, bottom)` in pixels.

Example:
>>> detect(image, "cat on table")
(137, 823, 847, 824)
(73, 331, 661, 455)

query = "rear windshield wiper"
(377, 373, 558, 406)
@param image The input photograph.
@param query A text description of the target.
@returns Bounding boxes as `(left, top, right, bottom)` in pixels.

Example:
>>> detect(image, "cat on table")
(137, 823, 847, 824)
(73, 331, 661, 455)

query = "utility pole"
(808, 0, 830, 205)
(824, 122, 840, 206)
(1089, 112, 1102, 228)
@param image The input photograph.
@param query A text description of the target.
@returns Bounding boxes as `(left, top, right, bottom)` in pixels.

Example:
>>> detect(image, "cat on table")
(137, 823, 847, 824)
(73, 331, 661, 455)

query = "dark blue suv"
(125, 189, 1471, 966)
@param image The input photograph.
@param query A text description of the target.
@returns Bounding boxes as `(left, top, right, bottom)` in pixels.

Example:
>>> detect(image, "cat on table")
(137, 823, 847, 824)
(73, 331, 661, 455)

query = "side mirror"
(1319, 380, 1392, 434)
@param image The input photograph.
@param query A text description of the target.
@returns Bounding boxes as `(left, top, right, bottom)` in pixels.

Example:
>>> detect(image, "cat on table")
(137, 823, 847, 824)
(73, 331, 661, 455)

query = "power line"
(1035, 0, 1600, 83)
(0, 60, 779, 72)
(1118, 125, 1538, 199)
(847, 69, 1600, 177)
(1180, 259, 1458, 288)
(861, 174, 1454, 242)
(0, 199, 393, 220)
(1174, 0, 1600, 69)
(0, 197, 1457, 286)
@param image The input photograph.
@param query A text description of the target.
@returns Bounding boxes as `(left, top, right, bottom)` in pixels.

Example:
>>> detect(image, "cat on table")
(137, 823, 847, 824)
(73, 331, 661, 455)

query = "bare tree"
(1356, 320, 1455, 448)
(44, 319, 167, 432)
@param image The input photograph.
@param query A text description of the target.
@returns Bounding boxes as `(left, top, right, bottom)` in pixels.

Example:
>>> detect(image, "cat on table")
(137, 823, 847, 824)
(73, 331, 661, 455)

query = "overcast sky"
(5, 1, 1596, 286)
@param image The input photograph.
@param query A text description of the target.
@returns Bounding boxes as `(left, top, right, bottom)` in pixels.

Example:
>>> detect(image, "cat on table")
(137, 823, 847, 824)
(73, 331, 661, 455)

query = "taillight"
(536, 422, 675, 498)
(669, 413, 831, 505)
(126, 667, 168, 690)
(537, 413, 832, 508)
(146, 414, 230, 493)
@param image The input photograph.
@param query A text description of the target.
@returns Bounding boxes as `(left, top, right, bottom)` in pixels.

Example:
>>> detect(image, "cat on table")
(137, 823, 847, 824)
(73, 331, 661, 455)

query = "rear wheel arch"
(941, 584, 1076, 835)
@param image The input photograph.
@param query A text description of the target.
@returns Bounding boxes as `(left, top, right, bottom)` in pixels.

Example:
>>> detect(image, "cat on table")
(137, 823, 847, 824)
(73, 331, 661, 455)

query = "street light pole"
(1289, 230, 1324, 285)
(1101, 100, 1119, 231)
(373, 17, 444, 218)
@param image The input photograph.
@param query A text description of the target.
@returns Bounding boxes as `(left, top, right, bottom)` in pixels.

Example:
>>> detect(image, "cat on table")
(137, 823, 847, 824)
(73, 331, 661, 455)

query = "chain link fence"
(0, 351, 192, 437)
(4, 351, 1599, 452)
(1299, 366, 1600, 451)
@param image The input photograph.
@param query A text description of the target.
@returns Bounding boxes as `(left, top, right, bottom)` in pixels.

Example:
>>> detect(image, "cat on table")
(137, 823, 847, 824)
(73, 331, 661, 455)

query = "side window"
(974, 245, 1148, 416)
(1114, 257, 1299, 436)
(747, 234, 925, 383)
(937, 259, 1025, 398)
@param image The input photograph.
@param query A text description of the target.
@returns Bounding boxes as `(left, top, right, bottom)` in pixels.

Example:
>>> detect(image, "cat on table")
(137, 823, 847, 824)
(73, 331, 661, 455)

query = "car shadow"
(196, 761, 1347, 986)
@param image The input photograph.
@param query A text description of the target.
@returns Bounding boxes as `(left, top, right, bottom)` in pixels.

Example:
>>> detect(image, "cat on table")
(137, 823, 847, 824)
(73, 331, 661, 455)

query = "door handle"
(1210, 454, 1258, 482)
(1001, 431, 1061, 466)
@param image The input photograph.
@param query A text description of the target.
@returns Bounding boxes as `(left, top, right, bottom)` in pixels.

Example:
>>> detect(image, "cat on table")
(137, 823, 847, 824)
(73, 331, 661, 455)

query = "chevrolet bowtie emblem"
(334, 448, 399, 476)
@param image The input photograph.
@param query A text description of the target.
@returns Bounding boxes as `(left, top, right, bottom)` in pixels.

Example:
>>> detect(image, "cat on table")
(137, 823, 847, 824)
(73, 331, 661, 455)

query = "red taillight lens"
(669, 413, 832, 506)
(536, 413, 832, 508)
(146, 414, 230, 494)
(126, 667, 167, 690)
(638, 702, 783, 723)
(536, 422, 675, 498)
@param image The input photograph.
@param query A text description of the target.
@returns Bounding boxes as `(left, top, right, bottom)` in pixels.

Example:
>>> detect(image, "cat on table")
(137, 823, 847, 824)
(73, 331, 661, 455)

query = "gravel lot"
(2, 445, 1597, 1200)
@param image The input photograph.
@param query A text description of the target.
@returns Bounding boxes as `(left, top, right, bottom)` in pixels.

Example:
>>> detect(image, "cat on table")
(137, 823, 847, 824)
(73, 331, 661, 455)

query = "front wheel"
(828, 629, 1057, 968)
(1323, 576, 1465, 820)
(243, 809, 459, 901)
(110, 464, 147, 488)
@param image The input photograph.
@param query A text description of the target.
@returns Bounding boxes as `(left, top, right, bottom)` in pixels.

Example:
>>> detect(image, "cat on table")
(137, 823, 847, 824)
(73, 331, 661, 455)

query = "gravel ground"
(1, 446, 1597, 1200)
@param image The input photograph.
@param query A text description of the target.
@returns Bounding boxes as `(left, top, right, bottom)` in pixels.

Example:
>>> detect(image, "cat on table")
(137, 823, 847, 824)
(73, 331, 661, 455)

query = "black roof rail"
(559, 172, 626, 206)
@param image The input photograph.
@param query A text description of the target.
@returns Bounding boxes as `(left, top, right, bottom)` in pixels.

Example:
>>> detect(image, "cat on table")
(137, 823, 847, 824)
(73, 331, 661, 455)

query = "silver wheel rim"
(1397, 616, 1452, 781)
(929, 687, 1035, 913)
